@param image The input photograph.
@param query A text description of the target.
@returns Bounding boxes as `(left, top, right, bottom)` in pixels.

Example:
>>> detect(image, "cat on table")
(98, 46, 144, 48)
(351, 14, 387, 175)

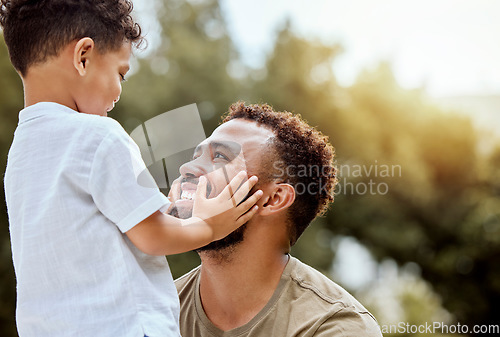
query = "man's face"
(168, 119, 275, 250)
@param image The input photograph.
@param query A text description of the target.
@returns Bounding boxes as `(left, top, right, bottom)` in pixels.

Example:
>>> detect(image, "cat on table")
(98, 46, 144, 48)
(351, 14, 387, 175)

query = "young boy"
(1, 1, 262, 336)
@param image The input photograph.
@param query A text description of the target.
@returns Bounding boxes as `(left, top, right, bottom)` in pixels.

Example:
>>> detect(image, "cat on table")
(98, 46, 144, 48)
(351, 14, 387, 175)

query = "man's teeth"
(181, 190, 195, 200)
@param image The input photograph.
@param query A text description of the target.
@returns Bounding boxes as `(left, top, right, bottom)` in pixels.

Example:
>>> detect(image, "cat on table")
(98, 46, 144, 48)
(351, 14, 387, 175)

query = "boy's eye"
(120, 74, 127, 82)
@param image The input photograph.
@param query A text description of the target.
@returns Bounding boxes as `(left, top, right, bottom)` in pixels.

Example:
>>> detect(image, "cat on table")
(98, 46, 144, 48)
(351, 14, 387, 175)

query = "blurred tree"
(116, 0, 242, 134)
(361, 260, 462, 337)
(250, 21, 343, 131)
(251, 24, 500, 334)
(331, 65, 500, 332)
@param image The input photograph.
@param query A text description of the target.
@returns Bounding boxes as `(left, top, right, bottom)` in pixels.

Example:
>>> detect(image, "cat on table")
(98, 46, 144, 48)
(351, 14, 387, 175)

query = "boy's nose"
(114, 96, 120, 103)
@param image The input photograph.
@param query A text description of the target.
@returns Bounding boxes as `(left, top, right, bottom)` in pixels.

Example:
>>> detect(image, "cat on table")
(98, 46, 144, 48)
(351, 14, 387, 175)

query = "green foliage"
(329, 65, 500, 328)
(115, 0, 241, 134)
(361, 264, 463, 337)
(247, 23, 500, 331)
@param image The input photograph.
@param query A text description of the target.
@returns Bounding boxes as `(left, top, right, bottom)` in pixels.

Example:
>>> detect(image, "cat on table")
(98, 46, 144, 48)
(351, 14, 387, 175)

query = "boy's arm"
(126, 172, 262, 256)
(125, 211, 213, 256)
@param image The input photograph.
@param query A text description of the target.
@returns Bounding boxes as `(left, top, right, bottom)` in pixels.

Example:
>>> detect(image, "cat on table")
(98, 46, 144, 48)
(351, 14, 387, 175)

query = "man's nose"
(179, 157, 212, 177)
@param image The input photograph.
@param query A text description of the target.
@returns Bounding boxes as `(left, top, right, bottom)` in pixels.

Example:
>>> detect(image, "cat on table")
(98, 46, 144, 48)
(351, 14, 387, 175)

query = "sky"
(135, 0, 500, 98)
(220, 0, 500, 98)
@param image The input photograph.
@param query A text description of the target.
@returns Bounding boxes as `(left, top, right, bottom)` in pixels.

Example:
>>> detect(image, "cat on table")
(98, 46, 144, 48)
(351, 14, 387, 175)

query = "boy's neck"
(23, 73, 77, 111)
(22, 47, 78, 111)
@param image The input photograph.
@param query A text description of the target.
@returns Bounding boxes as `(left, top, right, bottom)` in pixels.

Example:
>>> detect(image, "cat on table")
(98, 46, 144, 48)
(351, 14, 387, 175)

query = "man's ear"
(73, 37, 95, 76)
(259, 183, 295, 216)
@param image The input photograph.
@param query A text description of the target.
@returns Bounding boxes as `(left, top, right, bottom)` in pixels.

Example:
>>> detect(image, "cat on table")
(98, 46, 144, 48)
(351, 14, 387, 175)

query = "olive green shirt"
(175, 256, 383, 337)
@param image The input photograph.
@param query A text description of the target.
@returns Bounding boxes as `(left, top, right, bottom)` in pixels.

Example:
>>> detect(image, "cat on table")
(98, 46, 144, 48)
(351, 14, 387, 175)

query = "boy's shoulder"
(75, 112, 126, 137)
(20, 102, 127, 138)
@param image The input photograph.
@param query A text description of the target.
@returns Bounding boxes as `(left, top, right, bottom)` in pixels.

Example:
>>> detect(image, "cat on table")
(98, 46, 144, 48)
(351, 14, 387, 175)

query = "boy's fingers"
(168, 176, 182, 200)
(220, 171, 247, 200)
(236, 205, 259, 226)
(195, 176, 208, 201)
(235, 189, 263, 214)
(232, 175, 258, 205)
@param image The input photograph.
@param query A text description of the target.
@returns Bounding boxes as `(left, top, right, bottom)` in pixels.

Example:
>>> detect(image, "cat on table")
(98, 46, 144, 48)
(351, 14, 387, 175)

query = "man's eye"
(214, 152, 229, 161)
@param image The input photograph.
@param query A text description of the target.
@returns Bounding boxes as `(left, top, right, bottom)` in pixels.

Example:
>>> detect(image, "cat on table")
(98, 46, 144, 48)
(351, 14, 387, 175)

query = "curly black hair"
(222, 102, 337, 246)
(0, 0, 143, 76)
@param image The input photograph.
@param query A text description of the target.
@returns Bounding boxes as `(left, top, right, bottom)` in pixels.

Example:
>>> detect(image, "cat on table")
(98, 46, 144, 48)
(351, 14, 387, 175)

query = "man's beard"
(196, 223, 247, 253)
(167, 175, 264, 259)
(168, 203, 247, 254)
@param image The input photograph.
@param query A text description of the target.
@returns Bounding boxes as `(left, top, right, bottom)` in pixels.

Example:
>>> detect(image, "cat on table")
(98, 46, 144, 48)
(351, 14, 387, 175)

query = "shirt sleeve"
(88, 123, 170, 233)
(313, 307, 383, 337)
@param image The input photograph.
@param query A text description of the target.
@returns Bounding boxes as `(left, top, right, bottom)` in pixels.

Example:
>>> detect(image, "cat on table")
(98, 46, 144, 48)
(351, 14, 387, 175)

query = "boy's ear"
(259, 183, 295, 216)
(73, 37, 95, 76)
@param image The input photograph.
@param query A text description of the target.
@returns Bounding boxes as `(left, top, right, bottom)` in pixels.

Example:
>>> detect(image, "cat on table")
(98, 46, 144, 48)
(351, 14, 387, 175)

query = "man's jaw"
(180, 177, 213, 199)
(168, 175, 248, 257)
(169, 176, 212, 219)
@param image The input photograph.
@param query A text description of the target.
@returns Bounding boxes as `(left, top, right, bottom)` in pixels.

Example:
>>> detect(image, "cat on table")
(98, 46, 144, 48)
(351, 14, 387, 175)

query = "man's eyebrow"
(210, 141, 241, 154)
(193, 141, 241, 155)
(193, 143, 204, 154)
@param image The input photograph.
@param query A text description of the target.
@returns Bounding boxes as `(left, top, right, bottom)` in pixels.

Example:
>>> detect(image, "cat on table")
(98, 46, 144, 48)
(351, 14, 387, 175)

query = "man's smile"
(180, 182, 196, 200)
(178, 176, 213, 202)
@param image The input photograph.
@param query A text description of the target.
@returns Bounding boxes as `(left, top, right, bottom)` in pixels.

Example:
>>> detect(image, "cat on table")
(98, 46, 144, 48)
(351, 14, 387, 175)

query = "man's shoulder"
(283, 257, 382, 335)
(287, 257, 364, 308)
(174, 265, 201, 294)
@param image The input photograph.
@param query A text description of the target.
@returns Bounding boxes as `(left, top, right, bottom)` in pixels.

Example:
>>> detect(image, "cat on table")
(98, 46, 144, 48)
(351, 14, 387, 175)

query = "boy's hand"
(165, 176, 182, 213)
(192, 171, 263, 241)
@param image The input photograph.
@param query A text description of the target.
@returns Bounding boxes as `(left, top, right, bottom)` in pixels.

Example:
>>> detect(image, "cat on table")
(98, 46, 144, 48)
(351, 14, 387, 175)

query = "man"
(170, 102, 382, 336)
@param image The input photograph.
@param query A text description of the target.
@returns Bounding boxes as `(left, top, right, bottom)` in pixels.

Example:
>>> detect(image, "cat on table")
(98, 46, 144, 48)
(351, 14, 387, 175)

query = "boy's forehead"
(101, 41, 132, 64)
(116, 41, 132, 60)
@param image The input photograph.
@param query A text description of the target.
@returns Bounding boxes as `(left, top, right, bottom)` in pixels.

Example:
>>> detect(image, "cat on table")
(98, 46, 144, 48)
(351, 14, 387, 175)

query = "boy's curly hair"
(222, 102, 338, 246)
(0, 0, 143, 76)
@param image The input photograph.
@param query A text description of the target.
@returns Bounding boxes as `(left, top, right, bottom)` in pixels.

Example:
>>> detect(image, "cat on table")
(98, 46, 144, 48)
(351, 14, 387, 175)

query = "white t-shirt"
(4, 102, 180, 337)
